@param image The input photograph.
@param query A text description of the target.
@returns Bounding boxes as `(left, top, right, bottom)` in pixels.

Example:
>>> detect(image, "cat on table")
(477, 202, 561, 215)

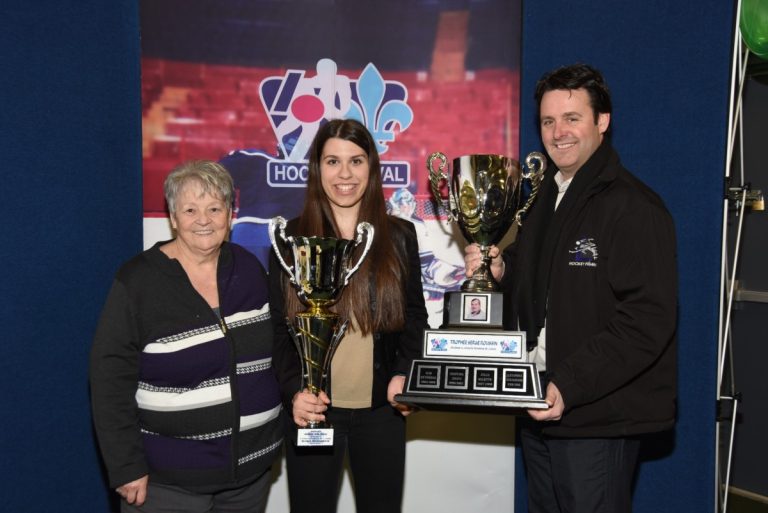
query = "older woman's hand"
(292, 389, 330, 427)
(116, 475, 148, 506)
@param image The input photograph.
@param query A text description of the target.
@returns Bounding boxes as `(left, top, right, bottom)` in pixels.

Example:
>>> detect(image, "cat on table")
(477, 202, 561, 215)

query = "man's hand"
(528, 382, 565, 421)
(117, 475, 148, 506)
(464, 244, 504, 282)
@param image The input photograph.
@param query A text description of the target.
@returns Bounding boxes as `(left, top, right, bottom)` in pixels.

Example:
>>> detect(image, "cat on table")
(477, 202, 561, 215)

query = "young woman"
(270, 119, 428, 513)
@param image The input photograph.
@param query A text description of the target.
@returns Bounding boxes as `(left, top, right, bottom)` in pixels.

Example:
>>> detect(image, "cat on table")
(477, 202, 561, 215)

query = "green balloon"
(741, 0, 768, 58)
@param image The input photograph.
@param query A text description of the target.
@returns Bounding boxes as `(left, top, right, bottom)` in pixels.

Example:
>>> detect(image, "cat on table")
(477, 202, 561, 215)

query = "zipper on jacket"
(216, 301, 241, 482)
(210, 250, 240, 481)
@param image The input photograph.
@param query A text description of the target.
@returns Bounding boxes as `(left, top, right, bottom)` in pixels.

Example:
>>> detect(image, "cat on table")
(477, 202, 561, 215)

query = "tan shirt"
(330, 319, 374, 409)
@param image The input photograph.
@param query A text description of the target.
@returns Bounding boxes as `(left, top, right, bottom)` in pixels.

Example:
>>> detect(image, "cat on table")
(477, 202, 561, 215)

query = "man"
(465, 64, 677, 512)
(466, 297, 485, 320)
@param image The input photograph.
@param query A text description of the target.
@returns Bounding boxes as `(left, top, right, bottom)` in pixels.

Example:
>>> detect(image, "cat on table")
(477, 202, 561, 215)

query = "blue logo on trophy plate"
(500, 340, 518, 354)
(430, 338, 448, 351)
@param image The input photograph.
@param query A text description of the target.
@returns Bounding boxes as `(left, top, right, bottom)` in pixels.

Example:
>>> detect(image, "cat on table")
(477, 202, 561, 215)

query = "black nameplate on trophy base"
(395, 359, 548, 410)
(443, 290, 504, 329)
(395, 328, 547, 410)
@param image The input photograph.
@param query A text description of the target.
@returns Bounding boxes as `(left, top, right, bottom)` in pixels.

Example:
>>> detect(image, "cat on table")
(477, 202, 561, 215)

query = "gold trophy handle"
(513, 152, 547, 225)
(427, 152, 457, 222)
(268, 216, 298, 284)
(342, 222, 374, 286)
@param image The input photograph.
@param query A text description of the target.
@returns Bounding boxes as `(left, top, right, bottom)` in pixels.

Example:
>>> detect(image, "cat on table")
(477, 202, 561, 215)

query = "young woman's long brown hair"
(282, 119, 406, 334)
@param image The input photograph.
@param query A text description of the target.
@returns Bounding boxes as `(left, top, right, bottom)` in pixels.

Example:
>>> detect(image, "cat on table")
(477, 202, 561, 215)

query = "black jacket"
(502, 141, 677, 437)
(269, 216, 428, 410)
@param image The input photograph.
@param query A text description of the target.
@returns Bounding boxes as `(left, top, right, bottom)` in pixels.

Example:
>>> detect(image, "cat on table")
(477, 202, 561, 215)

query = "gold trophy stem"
(289, 310, 348, 429)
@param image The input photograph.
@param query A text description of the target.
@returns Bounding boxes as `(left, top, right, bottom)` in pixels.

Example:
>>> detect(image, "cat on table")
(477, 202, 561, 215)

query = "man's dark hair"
(534, 64, 612, 123)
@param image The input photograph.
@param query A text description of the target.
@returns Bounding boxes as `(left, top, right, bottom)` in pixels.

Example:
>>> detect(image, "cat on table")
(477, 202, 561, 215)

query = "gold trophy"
(269, 216, 374, 445)
(428, 152, 546, 293)
(396, 152, 548, 409)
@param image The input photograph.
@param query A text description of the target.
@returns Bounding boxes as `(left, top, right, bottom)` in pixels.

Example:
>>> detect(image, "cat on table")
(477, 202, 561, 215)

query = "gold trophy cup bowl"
(269, 216, 374, 430)
(427, 152, 546, 292)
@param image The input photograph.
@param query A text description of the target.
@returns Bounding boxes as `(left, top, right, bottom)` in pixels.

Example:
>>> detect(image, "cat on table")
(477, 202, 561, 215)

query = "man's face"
(539, 88, 610, 178)
(470, 299, 481, 314)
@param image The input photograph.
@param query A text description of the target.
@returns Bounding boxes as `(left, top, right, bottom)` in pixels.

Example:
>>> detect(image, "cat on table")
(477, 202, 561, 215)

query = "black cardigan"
(90, 241, 283, 491)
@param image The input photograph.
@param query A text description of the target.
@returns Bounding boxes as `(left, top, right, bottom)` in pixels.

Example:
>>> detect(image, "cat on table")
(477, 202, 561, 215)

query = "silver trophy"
(269, 216, 374, 443)
(428, 152, 546, 292)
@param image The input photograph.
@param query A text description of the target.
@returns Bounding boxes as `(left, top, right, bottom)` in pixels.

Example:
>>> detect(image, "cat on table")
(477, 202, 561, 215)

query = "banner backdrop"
(141, 1, 521, 510)
(141, 0, 521, 325)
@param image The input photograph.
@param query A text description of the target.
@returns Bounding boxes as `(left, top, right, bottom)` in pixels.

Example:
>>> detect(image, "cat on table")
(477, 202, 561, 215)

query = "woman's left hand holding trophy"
(292, 388, 331, 427)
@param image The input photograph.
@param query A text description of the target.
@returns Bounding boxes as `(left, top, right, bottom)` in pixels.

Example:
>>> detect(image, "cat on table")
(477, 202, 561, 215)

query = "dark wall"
(0, 1, 142, 511)
(0, 1, 732, 512)
(140, 0, 521, 70)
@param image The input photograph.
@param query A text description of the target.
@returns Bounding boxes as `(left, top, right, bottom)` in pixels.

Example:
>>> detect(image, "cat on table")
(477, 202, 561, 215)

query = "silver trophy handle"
(342, 222, 374, 286)
(427, 152, 457, 222)
(268, 216, 297, 284)
(513, 152, 547, 225)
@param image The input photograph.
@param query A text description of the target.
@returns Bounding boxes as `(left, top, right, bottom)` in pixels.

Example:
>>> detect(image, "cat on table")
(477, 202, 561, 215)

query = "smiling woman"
(162, 164, 224, 251)
(90, 160, 283, 513)
(269, 119, 429, 513)
(319, 137, 371, 236)
(161, 162, 236, 305)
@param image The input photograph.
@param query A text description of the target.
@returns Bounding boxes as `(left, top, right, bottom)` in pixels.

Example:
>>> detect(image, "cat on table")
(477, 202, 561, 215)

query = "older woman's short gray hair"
(164, 160, 234, 214)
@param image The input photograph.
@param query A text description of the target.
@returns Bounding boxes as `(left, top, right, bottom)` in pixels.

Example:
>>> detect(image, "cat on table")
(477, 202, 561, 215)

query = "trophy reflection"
(269, 216, 374, 445)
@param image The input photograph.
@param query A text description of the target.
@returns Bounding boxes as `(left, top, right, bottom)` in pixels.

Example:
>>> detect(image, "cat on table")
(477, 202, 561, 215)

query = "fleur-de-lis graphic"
(346, 63, 413, 154)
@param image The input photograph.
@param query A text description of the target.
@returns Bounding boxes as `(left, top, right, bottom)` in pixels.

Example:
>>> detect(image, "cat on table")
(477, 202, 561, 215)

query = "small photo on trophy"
(462, 294, 490, 324)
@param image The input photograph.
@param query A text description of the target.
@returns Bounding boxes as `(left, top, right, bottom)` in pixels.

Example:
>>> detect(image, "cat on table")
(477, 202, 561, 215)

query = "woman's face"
(319, 137, 370, 219)
(170, 180, 230, 256)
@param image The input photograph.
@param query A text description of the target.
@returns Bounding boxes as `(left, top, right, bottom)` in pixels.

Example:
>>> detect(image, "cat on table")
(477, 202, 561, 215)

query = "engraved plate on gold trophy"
(396, 153, 549, 409)
(269, 216, 374, 444)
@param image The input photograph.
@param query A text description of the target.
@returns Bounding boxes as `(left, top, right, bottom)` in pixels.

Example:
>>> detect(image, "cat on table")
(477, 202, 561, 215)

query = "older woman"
(90, 160, 283, 513)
